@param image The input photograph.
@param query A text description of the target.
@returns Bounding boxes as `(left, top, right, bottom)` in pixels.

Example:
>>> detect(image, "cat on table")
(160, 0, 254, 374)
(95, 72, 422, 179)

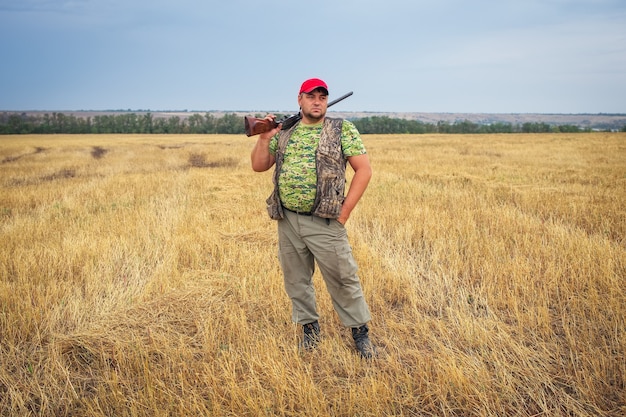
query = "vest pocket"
(315, 174, 344, 218)
(266, 190, 283, 220)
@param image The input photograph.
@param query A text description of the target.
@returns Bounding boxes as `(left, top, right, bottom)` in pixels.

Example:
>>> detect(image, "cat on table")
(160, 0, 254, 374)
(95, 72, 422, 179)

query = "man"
(250, 78, 376, 358)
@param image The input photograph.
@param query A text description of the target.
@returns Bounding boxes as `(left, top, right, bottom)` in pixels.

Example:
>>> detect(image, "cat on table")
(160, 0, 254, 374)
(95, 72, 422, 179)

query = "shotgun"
(244, 91, 353, 137)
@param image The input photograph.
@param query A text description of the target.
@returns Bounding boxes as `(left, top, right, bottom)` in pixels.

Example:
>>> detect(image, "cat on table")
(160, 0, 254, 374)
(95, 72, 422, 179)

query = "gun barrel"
(245, 91, 354, 137)
(327, 91, 353, 108)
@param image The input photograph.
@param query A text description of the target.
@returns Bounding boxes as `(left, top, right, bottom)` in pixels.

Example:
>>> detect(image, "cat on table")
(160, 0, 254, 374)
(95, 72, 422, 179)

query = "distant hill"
(332, 112, 626, 131)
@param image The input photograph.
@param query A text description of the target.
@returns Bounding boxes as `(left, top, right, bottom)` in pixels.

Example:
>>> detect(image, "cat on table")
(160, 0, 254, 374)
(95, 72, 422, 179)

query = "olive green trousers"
(277, 209, 371, 328)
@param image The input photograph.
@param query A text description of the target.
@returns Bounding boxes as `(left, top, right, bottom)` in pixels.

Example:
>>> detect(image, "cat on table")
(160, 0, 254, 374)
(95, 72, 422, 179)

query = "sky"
(1, 0, 625, 114)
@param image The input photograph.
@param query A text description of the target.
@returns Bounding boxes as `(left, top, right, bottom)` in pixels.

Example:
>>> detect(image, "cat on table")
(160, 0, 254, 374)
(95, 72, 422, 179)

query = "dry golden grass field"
(0, 133, 624, 416)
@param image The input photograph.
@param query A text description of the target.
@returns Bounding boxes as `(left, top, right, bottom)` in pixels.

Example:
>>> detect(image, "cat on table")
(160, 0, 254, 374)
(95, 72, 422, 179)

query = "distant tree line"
(0, 112, 243, 135)
(1, 112, 620, 135)
(352, 116, 600, 134)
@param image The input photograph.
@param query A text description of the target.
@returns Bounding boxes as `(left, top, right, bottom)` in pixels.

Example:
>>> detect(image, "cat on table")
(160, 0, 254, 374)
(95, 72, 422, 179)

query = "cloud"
(1, 0, 625, 112)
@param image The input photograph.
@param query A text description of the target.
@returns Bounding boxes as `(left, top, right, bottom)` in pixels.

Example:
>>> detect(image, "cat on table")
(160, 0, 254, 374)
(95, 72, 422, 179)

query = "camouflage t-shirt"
(269, 119, 366, 213)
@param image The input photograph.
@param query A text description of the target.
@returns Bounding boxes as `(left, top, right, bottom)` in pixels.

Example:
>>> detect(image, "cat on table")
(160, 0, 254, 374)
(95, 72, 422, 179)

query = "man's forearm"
(339, 164, 372, 223)
(251, 138, 274, 172)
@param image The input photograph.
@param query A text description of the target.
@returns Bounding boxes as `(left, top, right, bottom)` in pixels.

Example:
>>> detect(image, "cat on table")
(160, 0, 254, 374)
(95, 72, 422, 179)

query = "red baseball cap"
(299, 78, 329, 94)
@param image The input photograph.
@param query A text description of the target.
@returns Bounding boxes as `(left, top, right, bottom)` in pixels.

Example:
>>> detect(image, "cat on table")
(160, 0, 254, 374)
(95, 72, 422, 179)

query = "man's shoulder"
(324, 117, 350, 125)
(323, 117, 359, 134)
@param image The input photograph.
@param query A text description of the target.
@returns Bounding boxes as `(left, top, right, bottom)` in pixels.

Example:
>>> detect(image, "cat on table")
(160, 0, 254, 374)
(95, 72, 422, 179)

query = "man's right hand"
(251, 114, 279, 172)
(259, 114, 281, 141)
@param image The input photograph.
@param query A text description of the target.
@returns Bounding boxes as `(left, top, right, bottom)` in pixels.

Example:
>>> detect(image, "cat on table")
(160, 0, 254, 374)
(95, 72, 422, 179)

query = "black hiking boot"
(302, 321, 321, 350)
(352, 324, 376, 359)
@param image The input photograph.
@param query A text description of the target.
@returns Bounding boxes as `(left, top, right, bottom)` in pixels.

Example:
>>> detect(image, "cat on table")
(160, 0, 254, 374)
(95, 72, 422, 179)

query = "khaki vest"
(266, 118, 346, 220)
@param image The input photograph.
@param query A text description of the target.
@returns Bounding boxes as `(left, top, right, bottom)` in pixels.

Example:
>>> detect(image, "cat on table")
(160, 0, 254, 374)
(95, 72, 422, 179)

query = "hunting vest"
(266, 117, 346, 220)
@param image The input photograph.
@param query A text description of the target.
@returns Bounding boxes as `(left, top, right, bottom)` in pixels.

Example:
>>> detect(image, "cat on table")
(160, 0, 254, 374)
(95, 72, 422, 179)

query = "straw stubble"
(1, 133, 624, 416)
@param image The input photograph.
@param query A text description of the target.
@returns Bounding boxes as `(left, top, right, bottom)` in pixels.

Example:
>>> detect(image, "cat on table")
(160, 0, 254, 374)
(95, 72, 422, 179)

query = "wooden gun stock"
(244, 91, 353, 137)
(244, 116, 278, 137)
(244, 113, 302, 137)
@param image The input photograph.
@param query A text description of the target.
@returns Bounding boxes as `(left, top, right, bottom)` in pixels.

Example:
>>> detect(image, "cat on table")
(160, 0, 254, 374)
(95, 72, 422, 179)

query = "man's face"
(298, 88, 328, 124)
